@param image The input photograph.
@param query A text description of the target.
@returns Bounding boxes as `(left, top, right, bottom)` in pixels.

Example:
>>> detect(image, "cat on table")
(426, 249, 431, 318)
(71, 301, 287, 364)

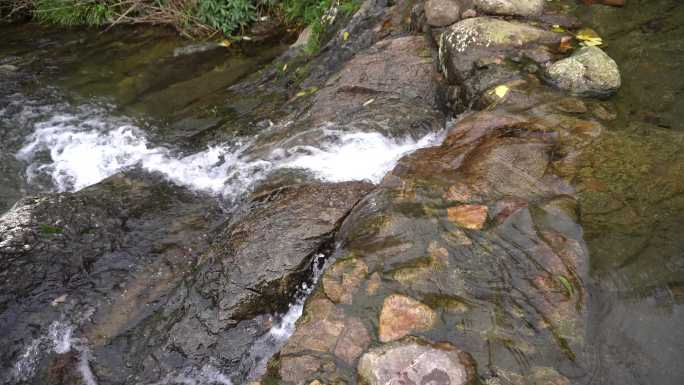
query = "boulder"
(474, 0, 544, 17)
(425, 0, 461, 27)
(546, 46, 621, 97)
(358, 337, 476, 385)
(439, 17, 562, 82)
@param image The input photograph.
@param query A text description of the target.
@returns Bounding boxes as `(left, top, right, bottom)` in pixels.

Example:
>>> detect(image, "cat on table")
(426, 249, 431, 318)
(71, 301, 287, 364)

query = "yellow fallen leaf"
(575, 28, 603, 46)
(580, 38, 603, 47)
(218, 39, 231, 47)
(296, 91, 307, 97)
(494, 85, 509, 98)
(282, 64, 288, 72)
(343, 31, 350, 41)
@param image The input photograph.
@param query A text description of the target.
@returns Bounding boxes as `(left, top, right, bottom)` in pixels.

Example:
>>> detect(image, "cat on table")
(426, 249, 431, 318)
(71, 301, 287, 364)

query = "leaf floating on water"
(343, 31, 350, 41)
(218, 39, 231, 47)
(575, 28, 603, 46)
(494, 85, 509, 98)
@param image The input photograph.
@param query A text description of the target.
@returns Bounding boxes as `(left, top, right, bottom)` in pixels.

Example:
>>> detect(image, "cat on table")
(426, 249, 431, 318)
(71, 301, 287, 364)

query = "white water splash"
(13, 321, 97, 385)
(281, 130, 443, 183)
(245, 253, 328, 381)
(16, 108, 444, 198)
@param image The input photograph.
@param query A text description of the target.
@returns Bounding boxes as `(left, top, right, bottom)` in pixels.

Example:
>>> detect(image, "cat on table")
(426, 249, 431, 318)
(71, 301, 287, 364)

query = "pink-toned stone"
(447, 205, 488, 230)
(379, 294, 436, 342)
(358, 337, 476, 385)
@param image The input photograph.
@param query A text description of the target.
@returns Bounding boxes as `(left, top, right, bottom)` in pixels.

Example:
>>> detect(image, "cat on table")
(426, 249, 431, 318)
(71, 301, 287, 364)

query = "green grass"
(3, 0, 362, 46)
(33, 0, 114, 27)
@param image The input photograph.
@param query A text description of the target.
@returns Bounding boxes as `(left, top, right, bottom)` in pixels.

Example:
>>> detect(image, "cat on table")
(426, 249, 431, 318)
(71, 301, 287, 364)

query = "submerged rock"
(358, 337, 476, 385)
(546, 46, 621, 97)
(447, 204, 489, 229)
(378, 294, 436, 342)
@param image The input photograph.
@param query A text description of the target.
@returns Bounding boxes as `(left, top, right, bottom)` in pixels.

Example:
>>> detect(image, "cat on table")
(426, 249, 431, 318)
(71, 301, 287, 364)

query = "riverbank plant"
(1, 0, 362, 48)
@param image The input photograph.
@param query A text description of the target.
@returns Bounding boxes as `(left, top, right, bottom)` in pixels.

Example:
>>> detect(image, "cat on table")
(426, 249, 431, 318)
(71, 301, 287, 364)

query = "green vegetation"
(282, 0, 361, 53)
(33, 0, 113, 26)
(39, 224, 64, 234)
(2, 0, 362, 51)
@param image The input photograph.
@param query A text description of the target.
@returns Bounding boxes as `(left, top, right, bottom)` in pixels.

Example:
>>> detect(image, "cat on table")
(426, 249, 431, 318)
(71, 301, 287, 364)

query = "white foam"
(48, 320, 73, 354)
(244, 253, 328, 381)
(281, 130, 444, 183)
(17, 108, 445, 198)
(13, 320, 96, 384)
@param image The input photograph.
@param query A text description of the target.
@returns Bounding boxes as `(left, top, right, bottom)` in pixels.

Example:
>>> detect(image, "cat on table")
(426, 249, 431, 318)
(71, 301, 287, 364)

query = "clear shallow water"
(570, 1, 684, 384)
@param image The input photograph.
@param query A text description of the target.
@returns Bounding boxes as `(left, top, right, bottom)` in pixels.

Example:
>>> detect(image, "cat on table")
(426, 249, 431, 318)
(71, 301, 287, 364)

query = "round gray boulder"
(358, 337, 476, 385)
(546, 46, 621, 97)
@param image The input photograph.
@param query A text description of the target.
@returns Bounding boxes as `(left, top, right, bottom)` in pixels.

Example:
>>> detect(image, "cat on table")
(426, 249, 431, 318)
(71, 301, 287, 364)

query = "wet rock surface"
(9, 0, 678, 384)
(89, 180, 371, 384)
(253, 2, 628, 385)
(0, 170, 226, 384)
(378, 294, 436, 342)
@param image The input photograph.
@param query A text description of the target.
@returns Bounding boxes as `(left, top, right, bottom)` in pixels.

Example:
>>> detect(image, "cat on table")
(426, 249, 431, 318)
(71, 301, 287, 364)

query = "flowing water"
(0, 22, 446, 385)
(1, 1, 684, 383)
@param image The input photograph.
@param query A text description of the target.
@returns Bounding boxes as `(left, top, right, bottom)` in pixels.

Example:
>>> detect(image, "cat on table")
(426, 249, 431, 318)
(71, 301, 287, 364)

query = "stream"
(1, 1, 684, 384)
